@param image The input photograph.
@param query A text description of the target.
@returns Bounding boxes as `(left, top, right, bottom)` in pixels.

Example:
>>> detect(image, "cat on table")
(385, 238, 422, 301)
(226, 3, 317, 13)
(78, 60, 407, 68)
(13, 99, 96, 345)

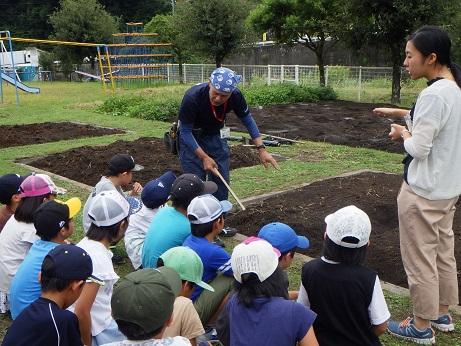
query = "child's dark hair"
(322, 235, 368, 265)
(87, 217, 127, 243)
(15, 194, 52, 223)
(37, 220, 70, 241)
(189, 215, 222, 237)
(234, 266, 288, 308)
(115, 320, 160, 341)
(279, 249, 296, 261)
(170, 195, 191, 211)
(409, 25, 461, 87)
(40, 256, 74, 292)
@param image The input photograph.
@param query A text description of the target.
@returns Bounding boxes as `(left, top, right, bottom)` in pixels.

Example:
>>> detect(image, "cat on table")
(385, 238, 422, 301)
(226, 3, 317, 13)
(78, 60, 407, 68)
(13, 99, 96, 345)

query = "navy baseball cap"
(0, 174, 28, 204)
(258, 222, 309, 254)
(42, 244, 103, 285)
(141, 171, 176, 209)
(107, 154, 144, 176)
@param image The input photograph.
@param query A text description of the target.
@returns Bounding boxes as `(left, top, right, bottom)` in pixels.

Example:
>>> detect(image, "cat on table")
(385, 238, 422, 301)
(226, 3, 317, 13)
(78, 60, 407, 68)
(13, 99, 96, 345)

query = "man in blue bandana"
(178, 67, 278, 209)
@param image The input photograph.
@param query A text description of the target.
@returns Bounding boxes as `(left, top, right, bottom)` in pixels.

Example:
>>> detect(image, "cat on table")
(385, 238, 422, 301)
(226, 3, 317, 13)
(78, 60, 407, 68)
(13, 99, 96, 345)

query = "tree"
(145, 14, 187, 83)
(49, 0, 118, 76)
(99, 0, 171, 25)
(174, 0, 251, 67)
(344, 0, 455, 104)
(248, 0, 344, 86)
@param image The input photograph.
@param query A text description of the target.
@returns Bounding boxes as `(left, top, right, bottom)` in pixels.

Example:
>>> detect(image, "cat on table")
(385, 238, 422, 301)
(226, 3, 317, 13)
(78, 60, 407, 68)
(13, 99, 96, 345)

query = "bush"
(242, 84, 336, 106)
(98, 84, 336, 121)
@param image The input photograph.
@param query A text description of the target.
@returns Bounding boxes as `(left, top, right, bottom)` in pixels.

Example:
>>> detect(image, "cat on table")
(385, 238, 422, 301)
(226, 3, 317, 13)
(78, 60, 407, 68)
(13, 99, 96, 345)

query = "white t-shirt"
(124, 205, 159, 269)
(0, 217, 38, 292)
(83, 176, 125, 232)
(404, 79, 461, 200)
(297, 257, 390, 326)
(101, 336, 191, 346)
(72, 237, 119, 336)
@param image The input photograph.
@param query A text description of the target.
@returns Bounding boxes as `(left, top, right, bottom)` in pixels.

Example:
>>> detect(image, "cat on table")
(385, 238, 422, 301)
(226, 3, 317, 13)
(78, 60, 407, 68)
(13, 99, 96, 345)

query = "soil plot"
(27, 137, 261, 186)
(226, 172, 461, 296)
(226, 100, 404, 153)
(0, 122, 124, 148)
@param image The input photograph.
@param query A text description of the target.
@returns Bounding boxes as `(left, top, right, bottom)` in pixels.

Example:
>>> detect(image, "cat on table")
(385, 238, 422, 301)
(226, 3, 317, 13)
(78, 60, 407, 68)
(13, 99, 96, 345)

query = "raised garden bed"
(227, 100, 404, 153)
(0, 122, 124, 148)
(25, 137, 262, 186)
(226, 171, 461, 299)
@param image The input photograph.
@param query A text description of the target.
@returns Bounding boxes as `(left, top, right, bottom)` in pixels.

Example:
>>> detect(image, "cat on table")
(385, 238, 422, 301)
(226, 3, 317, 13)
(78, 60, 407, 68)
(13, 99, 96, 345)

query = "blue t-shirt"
(228, 295, 316, 346)
(9, 239, 59, 319)
(2, 297, 83, 346)
(142, 206, 191, 268)
(183, 235, 233, 301)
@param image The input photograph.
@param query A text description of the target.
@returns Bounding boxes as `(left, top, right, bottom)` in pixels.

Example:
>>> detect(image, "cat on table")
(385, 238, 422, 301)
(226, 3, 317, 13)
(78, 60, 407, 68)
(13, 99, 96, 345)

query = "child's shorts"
(92, 318, 126, 346)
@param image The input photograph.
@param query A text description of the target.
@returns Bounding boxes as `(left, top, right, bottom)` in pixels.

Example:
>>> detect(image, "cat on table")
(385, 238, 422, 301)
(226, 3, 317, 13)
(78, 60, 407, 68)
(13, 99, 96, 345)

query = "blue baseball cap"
(141, 171, 177, 209)
(42, 244, 102, 284)
(0, 173, 28, 204)
(210, 67, 242, 93)
(258, 222, 309, 254)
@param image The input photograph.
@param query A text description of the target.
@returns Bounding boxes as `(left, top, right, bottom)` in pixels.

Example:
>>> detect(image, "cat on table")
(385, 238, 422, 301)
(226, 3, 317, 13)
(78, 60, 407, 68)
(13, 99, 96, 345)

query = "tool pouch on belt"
(164, 121, 179, 155)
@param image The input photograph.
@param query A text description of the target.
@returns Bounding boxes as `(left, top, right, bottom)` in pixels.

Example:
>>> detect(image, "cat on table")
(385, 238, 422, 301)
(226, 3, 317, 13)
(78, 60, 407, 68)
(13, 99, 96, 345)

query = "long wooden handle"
(212, 168, 246, 211)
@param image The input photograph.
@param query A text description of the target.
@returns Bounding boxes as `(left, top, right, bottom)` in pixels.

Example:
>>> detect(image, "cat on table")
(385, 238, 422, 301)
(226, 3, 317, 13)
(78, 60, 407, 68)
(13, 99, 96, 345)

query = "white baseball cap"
(325, 205, 371, 249)
(88, 190, 138, 227)
(187, 194, 232, 225)
(231, 237, 281, 283)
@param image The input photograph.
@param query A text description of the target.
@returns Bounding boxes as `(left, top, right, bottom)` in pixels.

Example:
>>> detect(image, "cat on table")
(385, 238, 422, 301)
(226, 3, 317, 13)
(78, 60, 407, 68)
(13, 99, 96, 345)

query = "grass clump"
(98, 84, 337, 121)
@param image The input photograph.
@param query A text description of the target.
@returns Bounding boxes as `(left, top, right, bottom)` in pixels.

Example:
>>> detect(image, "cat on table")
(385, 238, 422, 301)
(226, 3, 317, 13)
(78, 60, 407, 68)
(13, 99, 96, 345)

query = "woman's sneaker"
(387, 317, 435, 344)
(431, 314, 454, 332)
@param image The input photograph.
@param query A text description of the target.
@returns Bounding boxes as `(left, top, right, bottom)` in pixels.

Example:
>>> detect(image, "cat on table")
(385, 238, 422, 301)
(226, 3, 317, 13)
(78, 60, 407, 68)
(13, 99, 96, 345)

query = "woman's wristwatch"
(255, 144, 266, 150)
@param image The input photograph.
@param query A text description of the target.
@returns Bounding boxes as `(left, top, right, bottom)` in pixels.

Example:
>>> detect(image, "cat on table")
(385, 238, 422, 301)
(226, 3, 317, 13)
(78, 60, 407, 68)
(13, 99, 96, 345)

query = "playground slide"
(1, 72, 40, 94)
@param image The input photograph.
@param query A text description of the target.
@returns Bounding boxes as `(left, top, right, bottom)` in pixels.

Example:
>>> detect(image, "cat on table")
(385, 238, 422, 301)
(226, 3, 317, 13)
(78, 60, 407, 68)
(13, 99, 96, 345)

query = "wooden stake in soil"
(212, 168, 246, 211)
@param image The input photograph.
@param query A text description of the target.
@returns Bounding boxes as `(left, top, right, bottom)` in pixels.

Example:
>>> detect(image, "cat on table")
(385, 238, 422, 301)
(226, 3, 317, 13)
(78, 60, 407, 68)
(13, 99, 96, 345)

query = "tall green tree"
(174, 0, 251, 67)
(49, 0, 118, 76)
(99, 0, 172, 26)
(248, 0, 344, 86)
(344, 0, 455, 103)
(145, 14, 188, 83)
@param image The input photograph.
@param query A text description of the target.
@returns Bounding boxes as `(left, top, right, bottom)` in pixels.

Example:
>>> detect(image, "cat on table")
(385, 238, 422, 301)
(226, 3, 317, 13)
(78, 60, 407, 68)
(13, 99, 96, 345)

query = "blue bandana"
(210, 67, 242, 93)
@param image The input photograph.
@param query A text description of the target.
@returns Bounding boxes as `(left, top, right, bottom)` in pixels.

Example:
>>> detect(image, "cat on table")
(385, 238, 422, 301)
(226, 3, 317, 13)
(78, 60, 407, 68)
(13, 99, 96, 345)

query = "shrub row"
(98, 84, 336, 122)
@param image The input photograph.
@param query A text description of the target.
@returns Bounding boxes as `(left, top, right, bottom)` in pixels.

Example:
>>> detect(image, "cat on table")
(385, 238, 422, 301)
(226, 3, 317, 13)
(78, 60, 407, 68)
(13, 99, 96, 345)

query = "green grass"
(0, 80, 451, 344)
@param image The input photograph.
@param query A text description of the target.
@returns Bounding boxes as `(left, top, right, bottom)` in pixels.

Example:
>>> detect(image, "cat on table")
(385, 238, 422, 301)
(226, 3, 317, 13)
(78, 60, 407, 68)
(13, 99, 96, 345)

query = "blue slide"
(1, 72, 40, 94)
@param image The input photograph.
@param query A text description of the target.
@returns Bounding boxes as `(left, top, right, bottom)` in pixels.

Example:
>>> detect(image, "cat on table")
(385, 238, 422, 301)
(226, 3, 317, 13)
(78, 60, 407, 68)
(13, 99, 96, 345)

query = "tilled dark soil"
(226, 100, 405, 153)
(226, 171, 461, 299)
(27, 137, 262, 186)
(0, 122, 124, 148)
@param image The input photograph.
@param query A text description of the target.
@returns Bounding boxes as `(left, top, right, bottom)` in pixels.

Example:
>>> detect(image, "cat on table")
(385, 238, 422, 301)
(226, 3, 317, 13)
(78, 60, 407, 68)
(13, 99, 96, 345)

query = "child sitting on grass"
(124, 171, 176, 270)
(82, 154, 144, 232)
(297, 205, 390, 346)
(2, 244, 99, 346)
(102, 267, 191, 346)
(73, 190, 139, 346)
(0, 173, 64, 315)
(183, 194, 233, 327)
(158, 246, 215, 345)
(9, 197, 81, 319)
(0, 173, 27, 232)
(258, 222, 309, 300)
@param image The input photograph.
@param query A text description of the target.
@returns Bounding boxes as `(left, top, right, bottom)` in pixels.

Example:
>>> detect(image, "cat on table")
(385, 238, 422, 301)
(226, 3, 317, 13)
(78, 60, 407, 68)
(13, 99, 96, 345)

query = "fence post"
(242, 65, 246, 86)
(295, 65, 299, 85)
(184, 64, 187, 84)
(201, 64, 204, 82)
(358, 66, 362, 102)
(281, 65, 284, 83)
(267, 65, 271, 85)
(167, 63, 170, 83)
(325, 66, 328, 86)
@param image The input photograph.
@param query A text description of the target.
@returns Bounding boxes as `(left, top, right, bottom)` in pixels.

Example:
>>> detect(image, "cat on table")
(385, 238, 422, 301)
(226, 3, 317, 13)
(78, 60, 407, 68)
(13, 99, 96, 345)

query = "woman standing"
(374, 26, 461, 344)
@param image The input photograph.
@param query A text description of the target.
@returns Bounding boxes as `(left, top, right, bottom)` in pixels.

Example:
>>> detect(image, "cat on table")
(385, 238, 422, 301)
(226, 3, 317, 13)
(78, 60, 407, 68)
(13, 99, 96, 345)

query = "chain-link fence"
(166, 64, 402, 102)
